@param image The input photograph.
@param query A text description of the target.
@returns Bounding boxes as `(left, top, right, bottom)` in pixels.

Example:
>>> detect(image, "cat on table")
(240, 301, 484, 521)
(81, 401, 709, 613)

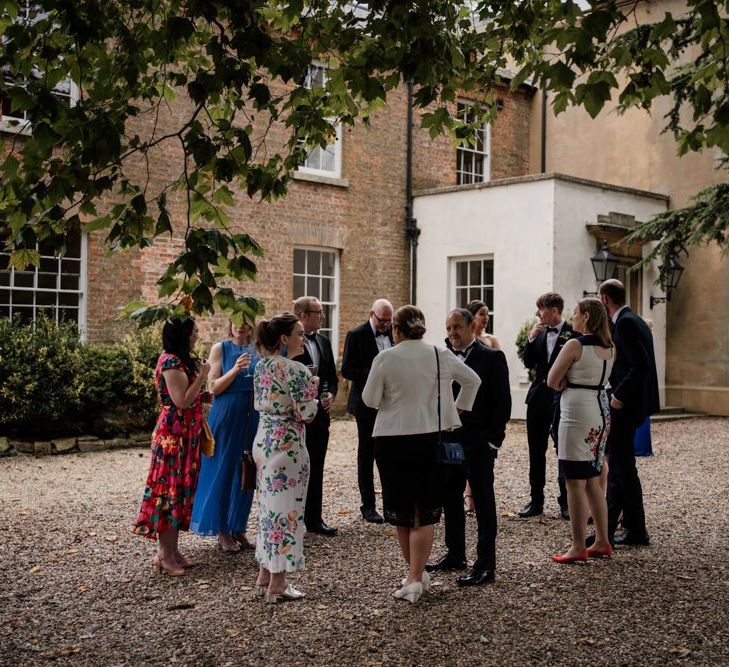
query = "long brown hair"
(578, 298, 612, 348)
(393, 305, 426, 340)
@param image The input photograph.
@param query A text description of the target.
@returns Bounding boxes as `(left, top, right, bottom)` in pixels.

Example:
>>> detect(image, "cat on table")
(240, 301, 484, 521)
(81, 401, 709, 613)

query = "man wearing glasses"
(293, 296, 339, 536)
(342, 299, 394, 523)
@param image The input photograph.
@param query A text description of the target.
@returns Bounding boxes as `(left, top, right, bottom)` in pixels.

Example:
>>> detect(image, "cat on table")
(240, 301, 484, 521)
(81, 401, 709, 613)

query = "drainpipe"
(540, 85, 547, 173)
(405, 79, 420, 304)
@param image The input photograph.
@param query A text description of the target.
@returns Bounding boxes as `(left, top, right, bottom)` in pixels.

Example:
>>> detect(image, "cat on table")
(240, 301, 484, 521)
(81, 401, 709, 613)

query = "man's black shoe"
(613, 531, 650, 547)
(361, 507, 384, 524)
(457, 567, 495, 586)
(306, 522, 338, 536)
(425, 554, 467, 573)
(518, 502, 544, 518)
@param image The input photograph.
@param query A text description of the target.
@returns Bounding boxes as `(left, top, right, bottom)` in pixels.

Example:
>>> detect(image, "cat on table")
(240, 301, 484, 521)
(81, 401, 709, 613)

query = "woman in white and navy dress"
(548, 298, 615, 563)
(362, 305, 480, 603)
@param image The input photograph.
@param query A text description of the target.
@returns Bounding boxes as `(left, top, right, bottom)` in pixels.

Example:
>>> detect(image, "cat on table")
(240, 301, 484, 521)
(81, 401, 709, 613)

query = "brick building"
(2, 75, 534, 357)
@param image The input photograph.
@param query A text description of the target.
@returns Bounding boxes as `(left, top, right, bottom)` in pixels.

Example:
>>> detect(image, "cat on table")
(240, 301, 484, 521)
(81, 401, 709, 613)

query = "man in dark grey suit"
(599, 279, 659, 546)
(293, 296, 339, 536)
(341, 298, 393, 523)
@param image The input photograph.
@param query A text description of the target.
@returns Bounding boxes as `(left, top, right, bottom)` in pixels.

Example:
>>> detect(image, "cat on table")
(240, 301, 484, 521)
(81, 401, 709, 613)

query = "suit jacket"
(610, 307, 660, 422)
(293, 332, 338, 423)
(452, 341, 512, 450)
(341, 321, 393, 417)
(523, 322, 575, 405)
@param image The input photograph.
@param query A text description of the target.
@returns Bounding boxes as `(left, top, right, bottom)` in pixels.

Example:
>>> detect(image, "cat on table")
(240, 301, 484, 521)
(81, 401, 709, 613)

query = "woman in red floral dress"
(133, 317, 210, 576)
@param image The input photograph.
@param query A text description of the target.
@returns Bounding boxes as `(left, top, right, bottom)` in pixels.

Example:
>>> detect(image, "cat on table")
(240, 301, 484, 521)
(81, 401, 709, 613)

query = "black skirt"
(374, 432, 443, 528)
(559, 459, 601, 480)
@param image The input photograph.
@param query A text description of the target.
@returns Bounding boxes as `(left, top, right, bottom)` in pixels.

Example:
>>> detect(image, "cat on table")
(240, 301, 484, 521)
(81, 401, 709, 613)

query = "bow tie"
(305, 332, 317, 340)
(453, 343, 474, 357)
(546, 326, 560, 334)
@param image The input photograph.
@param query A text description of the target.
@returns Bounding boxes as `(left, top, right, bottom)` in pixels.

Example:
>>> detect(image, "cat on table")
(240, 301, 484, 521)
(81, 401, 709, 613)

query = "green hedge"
(0, 315, 161, 439)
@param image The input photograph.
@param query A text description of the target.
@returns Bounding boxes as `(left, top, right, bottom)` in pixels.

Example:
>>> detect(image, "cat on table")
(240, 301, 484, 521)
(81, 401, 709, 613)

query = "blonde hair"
(578, 298, 612, 348)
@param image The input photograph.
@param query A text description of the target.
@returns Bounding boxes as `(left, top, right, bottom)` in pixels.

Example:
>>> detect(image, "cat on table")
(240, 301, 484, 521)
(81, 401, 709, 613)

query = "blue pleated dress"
(191, 339, 260, 536)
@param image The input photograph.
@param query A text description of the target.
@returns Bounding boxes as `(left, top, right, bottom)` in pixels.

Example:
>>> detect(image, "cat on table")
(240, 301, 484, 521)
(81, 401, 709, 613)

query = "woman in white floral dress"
(252, 314, 319, 603)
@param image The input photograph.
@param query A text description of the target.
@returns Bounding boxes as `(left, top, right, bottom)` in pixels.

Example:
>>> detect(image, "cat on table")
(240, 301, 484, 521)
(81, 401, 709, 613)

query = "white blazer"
(362, 340, 481, 437)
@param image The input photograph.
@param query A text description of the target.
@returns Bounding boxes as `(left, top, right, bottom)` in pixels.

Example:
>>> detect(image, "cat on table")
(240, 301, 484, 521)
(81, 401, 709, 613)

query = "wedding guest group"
(519, 292, 574, 520)
(547, 298, 614, 563)
(362, 305, 481, 603)
(133, 314, 210, 576)
(597, 279, 659, 547)
(341, 298, 394, 524)
(429, 308, 511, 586)
(292, 296, 339, 536)
(190, 320, 259, 552)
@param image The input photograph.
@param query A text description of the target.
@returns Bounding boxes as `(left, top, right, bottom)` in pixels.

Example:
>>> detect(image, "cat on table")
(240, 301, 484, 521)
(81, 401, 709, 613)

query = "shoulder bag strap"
(434, 346, 442, 443)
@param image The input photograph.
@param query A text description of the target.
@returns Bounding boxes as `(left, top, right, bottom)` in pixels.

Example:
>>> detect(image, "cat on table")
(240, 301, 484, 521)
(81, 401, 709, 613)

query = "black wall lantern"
(583, 239, 619, 296)
(650, 254, 684, 308)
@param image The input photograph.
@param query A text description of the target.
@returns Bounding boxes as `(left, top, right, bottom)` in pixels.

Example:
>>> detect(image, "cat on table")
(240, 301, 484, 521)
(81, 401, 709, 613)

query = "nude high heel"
(153, 554, 185, 577)
(394, 581, 423, 604)
(401, 570, 430, 592)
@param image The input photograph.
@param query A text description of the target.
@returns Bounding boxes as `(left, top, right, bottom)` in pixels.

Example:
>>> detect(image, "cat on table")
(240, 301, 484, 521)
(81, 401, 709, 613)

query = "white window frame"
(293, 246, 340, 359)
(450, 254, 496, 334)
(0, 231, 88, 336)
(296, 62, 343, 179)
(0, 2, 79, 136)
(456, 100, 491, 185)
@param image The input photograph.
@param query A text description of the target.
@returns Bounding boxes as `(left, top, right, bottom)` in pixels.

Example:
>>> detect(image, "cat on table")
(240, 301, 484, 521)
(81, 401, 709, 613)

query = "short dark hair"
(393, 305, 426, 340)
(536, 292, 564, 313)
(255, 313, 299, 353)
(598, 279, 626, 306)
(448, 308, 473, 325)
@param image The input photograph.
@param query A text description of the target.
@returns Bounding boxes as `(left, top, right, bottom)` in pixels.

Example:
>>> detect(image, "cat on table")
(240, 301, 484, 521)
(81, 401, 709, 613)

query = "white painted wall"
(414, 174, 669, 419)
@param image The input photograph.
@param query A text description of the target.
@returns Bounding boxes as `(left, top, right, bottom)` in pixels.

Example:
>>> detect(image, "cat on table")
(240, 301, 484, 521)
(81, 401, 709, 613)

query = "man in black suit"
(599, 279, 659, 546)
(427, 308, 511, 585)
(519, 292, 574, 518)
(293, 296, 339, 536)
(341, 298, 394, 524)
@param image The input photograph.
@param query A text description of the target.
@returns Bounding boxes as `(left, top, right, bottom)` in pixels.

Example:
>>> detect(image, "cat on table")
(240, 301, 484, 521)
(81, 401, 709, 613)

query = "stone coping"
(0, 434, 150, 457)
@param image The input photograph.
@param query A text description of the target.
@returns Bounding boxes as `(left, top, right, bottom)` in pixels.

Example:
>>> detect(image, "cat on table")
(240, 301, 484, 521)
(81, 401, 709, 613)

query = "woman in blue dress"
(191, 321, 260, 552)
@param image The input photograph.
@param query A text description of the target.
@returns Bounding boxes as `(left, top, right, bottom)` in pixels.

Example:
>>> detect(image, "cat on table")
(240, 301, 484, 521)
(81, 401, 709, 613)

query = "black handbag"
(434, 347, 465, 465)
(240, 390, 257, 491)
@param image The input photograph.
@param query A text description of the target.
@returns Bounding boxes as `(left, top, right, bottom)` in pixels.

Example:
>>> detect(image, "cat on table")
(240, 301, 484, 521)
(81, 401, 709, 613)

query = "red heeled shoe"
(551, 549, 588, 564)
(587, 544, 613, 559)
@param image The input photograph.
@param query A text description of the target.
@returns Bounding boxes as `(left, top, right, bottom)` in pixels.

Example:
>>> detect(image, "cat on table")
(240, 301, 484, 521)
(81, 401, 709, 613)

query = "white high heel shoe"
(394, 581, 423, 604)
(401, 570, 430, 592)
(265, 584, 305, 604)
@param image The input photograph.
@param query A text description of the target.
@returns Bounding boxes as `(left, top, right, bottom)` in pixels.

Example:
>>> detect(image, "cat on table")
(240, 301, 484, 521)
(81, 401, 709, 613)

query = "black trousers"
(606, 409, 647, 539)
(355, 409, 381, 511)
(526, 393, 566, 508)
(304, 411, 329, 526)
(443, 443, 497, 572)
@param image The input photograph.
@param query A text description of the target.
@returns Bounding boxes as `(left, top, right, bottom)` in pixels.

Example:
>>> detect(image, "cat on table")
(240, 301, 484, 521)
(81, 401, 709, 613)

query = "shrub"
(121, 326, 162, 430)
(515, 319, 536, 384)
(0, 315, 82, 438)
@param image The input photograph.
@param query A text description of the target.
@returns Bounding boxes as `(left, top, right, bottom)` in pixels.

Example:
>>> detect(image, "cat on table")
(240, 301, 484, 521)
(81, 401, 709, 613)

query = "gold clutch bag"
(200, 418, 215, 457)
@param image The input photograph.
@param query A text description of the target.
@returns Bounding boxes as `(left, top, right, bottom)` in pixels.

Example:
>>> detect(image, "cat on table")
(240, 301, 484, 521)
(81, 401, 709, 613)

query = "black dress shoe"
(457, 567, 495, 586)
(559, 506, 570, 521)
(306, 522, 338, 536)
(518, 502, 544, 518)
(425, 554, 467, 572)
(361, 507, 384, 524)
(613, 531, 650, 546)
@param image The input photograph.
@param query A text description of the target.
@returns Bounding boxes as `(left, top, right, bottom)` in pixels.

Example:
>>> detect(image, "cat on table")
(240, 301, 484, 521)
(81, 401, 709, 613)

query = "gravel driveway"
(1, 417, 727, 666)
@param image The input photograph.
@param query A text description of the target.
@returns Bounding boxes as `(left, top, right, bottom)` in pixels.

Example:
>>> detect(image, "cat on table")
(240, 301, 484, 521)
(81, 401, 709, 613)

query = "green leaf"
(8, 249, 40, 270)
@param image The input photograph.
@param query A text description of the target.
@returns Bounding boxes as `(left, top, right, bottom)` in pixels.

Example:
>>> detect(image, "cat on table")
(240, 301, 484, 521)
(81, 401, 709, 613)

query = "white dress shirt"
(370, 321, 393, 353)
(304, 333, 320, 368)
(546, 320, 565, 359)
(362, 340, 481, 437)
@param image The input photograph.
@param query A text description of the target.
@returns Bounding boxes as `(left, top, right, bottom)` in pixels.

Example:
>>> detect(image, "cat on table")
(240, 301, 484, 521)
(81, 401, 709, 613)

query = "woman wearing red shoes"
(133, 314, 210, 576)
(547, 298, 614, 564)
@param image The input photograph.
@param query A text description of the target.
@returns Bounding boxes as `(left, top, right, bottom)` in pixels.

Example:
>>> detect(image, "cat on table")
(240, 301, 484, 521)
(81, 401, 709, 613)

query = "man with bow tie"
(519, 292, 574, 519)
(293, 296, 339, 536)
(341, 298, 394, 524)
(427, 308, 511, 585)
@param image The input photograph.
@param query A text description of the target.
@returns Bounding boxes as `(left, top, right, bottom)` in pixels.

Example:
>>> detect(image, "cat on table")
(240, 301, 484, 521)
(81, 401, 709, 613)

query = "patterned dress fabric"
(557, 337, 615, 475)
(253, 356, 318, 573)
(191, 339, 260, 536)
(133, 353, 203, 539)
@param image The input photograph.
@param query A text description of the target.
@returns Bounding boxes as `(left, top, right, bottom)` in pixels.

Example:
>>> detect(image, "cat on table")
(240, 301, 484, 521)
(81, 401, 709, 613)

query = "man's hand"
(321, 393, 334, 413)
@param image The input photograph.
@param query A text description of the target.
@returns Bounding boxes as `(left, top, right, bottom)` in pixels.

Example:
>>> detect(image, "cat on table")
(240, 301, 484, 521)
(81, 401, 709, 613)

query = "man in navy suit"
(427, 308, 511, 585)
(598, 279, 659, 546)
(341, 298, 394, 523)
(519, 292, 574, 518)
(293, 296, 339, 536)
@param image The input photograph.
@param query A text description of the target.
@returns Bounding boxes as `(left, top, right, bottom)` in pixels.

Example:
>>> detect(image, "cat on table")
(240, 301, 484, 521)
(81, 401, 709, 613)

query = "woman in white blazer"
(362, 305, 480, 604)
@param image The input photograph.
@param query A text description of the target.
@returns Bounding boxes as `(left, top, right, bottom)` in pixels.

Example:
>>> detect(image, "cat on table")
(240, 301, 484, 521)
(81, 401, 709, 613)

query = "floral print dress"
(133, 353, 203, 539)
(253, 356, 318, 573)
